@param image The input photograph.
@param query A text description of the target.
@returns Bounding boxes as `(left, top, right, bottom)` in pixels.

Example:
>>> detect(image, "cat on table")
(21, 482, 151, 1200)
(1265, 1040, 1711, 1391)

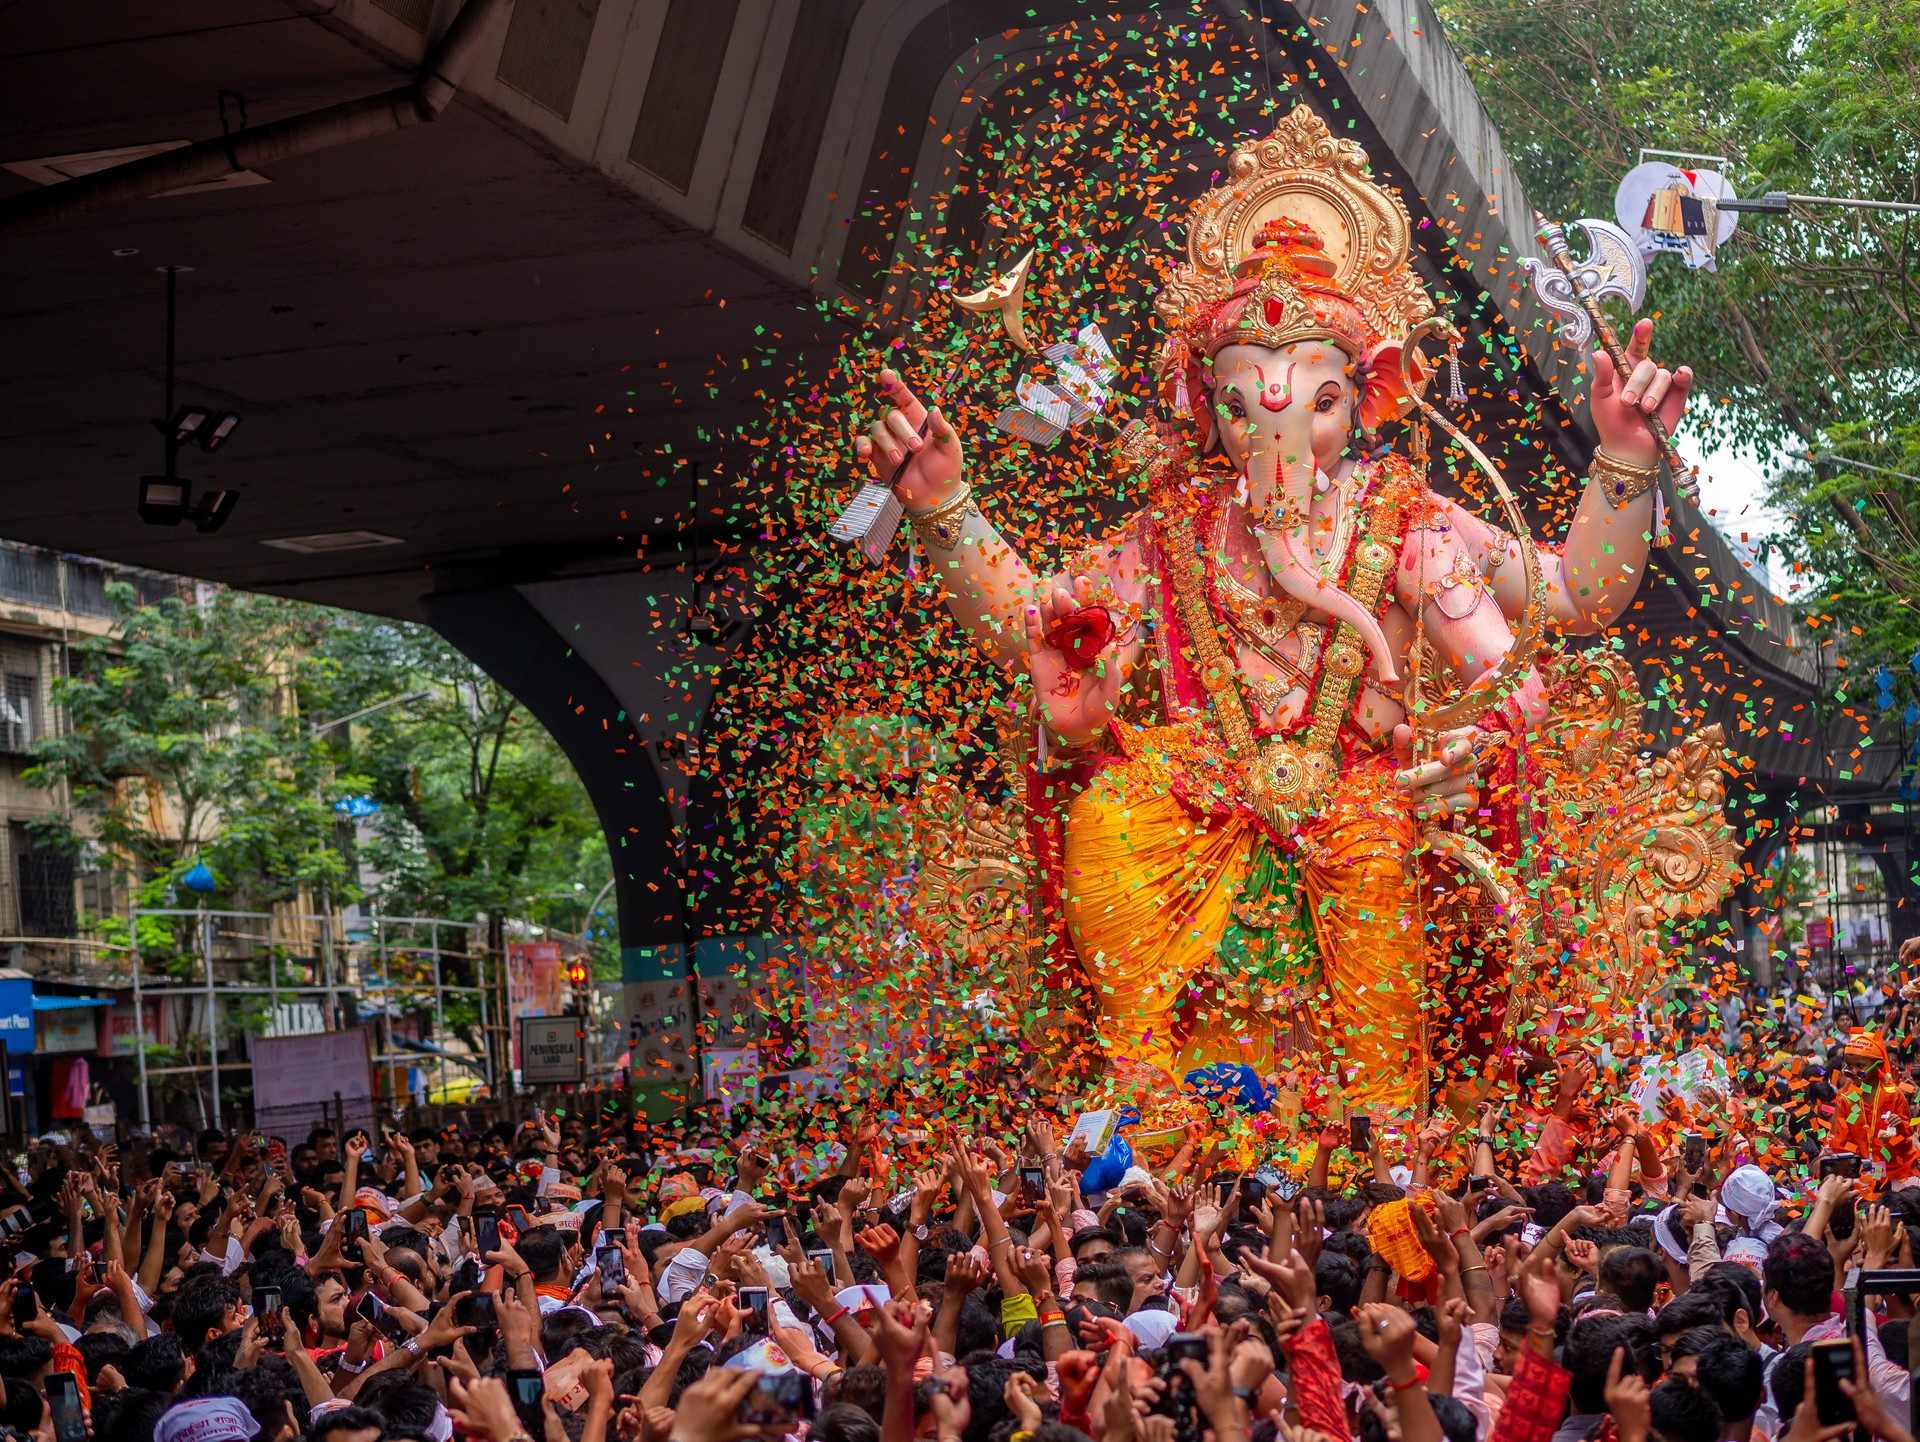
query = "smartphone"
(1811, 1339, 1856, 1426)
(1683, 1133, 1708, 1171)
(1239, 1174, 1267, 1208)
(508, 1368, 547, 1431)
(12, 1286, 35, 1325)
(257, 1286, 282, 1323)
(596, 1244, 624, 1292)
(1019, 1166, 1046, 1204)
(739, 1371, 813, 1426)
(807, 1248, 834, 1273)
(46, 1372, 86, 1442)
(267, 1138, 287, 1160)
(1820, 1153, 1863, 1180)
(356, 1290, 406, 1342)
(455, 1292, 496, 1329)
(739, 1284, 770, 1336)
(1466, 1174, 1497, 1193)
(765, 1214, 787, 1250)
(1271, 1174, 1303, 1204)
(504, 1205, 532, 1235)
(474, 1212, 501, 1257)
(1349, 1115, 1373, 1152)
(339, 1207, 368, 1258)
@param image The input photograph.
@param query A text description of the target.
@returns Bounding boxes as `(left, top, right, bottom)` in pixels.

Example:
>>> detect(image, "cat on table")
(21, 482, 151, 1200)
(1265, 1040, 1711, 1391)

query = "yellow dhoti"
(1060, 727, 1426, 1113)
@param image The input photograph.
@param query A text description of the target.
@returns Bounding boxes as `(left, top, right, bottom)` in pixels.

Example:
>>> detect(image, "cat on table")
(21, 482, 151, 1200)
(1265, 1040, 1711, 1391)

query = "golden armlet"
(906, 486, 976, 551)
(1590, 449, 1661, 508)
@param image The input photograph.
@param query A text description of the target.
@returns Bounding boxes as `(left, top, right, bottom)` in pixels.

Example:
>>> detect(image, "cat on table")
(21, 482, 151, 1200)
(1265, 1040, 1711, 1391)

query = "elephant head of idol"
(1163, 218, 1419, 687)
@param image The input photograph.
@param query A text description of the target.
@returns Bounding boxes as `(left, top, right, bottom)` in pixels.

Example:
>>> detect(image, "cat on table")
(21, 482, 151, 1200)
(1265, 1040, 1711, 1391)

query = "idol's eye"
(1224, 398, 1246, 420)
(1314, 391, 1340, 414)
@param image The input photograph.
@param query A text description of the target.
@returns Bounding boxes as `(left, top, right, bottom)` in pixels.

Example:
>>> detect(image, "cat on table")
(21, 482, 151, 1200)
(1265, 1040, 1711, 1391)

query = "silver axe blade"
(1521, 217, 1647, 350)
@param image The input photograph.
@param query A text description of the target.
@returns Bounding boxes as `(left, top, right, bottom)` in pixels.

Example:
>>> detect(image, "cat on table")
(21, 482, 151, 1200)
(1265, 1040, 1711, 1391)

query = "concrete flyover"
(0, 0, 1884, 1076)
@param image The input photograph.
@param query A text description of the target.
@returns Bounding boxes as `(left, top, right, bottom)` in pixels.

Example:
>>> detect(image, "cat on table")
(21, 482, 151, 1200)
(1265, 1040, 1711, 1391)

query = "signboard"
(506, 942, 565, 1065)
(519, 1015, 585, 1084)
(106, 1000, 165, 1057)
(37, 1006, 98, 1054)
(0, 980, 31, 1100)
(252, 1027, 375, 1136)
(0, 979, 32, 1061)
(1807, 916, 1835, 949)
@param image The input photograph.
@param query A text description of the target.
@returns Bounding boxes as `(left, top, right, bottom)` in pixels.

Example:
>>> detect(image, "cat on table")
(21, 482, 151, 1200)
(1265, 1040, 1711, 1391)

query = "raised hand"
(1355, 1303, 1420, 1385)
(853, 370, 964, 511)
(1591, 319, 1693, 468)
(1605, 1347, 1652, 1442)
(944, 1250, 989, 1298)
(854, 1222, 902, 1269)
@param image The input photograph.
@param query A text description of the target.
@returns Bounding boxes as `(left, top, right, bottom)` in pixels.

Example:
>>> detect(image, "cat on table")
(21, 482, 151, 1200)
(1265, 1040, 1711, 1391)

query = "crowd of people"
(2, 1021, 1920, 1442)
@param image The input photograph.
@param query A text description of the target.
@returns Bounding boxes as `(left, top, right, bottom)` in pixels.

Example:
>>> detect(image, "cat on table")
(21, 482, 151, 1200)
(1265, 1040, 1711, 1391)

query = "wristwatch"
(913, 1224, 930, 1241)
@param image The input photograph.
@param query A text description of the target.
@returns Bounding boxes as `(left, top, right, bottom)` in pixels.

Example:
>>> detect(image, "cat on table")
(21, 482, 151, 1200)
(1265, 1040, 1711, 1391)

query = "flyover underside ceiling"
(0, 0, 835, 620)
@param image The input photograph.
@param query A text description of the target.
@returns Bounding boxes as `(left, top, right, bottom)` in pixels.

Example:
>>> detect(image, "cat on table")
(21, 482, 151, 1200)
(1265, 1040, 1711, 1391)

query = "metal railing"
(0, 542, 184, 618)
(124, 904, 495, 1131)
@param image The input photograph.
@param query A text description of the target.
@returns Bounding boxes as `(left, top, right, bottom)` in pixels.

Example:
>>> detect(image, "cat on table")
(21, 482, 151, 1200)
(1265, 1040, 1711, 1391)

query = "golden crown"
(1154, 105, 1436, 376)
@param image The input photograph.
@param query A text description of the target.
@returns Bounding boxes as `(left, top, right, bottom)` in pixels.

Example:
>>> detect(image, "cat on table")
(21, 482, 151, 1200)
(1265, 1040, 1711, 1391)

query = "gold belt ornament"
(1162, 466, 1409, 832)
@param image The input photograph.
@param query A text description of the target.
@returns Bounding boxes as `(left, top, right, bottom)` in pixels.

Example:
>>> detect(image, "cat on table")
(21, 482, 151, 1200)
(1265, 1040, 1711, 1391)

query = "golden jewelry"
(907, 486, 976, 550)
(1590, 449, 1661, 508)
(1214, 552, 1309, 657)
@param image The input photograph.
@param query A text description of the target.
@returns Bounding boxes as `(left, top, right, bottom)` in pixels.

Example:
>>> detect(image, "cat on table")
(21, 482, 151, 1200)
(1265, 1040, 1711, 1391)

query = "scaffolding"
(124, 904, 496, 1131)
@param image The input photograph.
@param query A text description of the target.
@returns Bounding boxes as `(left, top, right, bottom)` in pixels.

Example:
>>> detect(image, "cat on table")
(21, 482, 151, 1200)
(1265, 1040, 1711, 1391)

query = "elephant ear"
(1359, 340, 1426, 433)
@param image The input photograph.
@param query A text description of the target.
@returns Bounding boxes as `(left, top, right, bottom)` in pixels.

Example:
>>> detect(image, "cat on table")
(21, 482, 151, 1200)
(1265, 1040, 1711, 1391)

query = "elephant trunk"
(1264, 506, 1401, 689)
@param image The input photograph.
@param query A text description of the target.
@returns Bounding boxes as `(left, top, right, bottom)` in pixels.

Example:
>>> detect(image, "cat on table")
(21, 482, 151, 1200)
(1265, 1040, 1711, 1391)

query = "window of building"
(12, 823, 75, 938)
(0, 673, 35, 754)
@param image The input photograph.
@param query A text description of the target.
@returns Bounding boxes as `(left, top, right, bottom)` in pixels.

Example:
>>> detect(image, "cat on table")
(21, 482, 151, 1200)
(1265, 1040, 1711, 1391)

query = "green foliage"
(1437, 0, 1920, 692)
(27, 585, 354, 903)
(28, 585, 612, 962)
(302, 618, 613, 945)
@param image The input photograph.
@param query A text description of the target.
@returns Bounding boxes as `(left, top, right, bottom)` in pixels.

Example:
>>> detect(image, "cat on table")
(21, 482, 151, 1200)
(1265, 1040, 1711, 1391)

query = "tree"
(27, 585, 351, 910)
(304, 616, 614, 955)
(31, 586, 612, 963)
(1437, 0, 1920, 696)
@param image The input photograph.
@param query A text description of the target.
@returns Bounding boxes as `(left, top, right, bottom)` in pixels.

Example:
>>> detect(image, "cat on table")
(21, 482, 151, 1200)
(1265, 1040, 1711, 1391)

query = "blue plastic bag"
(1078, 1106, 1141, 1192)
(1184, 1062, 1273, 1114)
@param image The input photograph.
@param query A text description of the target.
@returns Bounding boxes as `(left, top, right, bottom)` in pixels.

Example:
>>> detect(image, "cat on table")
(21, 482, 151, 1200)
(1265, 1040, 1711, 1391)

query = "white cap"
(1124, 1309, 1180, 1349)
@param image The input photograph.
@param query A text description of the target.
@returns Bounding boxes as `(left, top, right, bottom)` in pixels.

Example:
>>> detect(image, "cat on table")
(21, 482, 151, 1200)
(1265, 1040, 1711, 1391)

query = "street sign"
(520, 1015, 586, 1085)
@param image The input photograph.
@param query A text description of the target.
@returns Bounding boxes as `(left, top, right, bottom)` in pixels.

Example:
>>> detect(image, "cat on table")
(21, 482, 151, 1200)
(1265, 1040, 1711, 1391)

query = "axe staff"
(1535, 215, 1700, 505)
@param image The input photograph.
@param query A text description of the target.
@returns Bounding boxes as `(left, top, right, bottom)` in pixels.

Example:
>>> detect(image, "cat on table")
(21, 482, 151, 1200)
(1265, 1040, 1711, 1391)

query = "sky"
(1680, 425, 1795, 599)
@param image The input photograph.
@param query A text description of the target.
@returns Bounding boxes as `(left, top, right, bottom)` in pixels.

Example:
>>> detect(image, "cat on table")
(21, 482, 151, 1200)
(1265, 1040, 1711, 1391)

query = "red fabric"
(50, 1342, 90, 1411)
(1025, 750, 1109, 999)
(1281, 1318, 1353, 1442)
(1828, 1034, 1918, 1181)
(1485, 1346, 1571, 1442)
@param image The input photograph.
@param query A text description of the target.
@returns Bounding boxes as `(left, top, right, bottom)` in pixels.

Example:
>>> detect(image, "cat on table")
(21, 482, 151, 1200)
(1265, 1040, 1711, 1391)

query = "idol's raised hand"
(1590, 318, 1692, 467)
(852, 368, 964, 511)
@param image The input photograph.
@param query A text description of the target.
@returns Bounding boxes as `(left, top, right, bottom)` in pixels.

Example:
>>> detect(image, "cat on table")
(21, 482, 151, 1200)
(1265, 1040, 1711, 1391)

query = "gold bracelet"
(907, 487, 975, 551)
(1590, 448, 1661, 508)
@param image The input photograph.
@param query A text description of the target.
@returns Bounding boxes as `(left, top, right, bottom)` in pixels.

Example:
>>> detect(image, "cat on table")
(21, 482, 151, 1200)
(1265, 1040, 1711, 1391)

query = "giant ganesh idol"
(853, 107, 1738, 1117)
